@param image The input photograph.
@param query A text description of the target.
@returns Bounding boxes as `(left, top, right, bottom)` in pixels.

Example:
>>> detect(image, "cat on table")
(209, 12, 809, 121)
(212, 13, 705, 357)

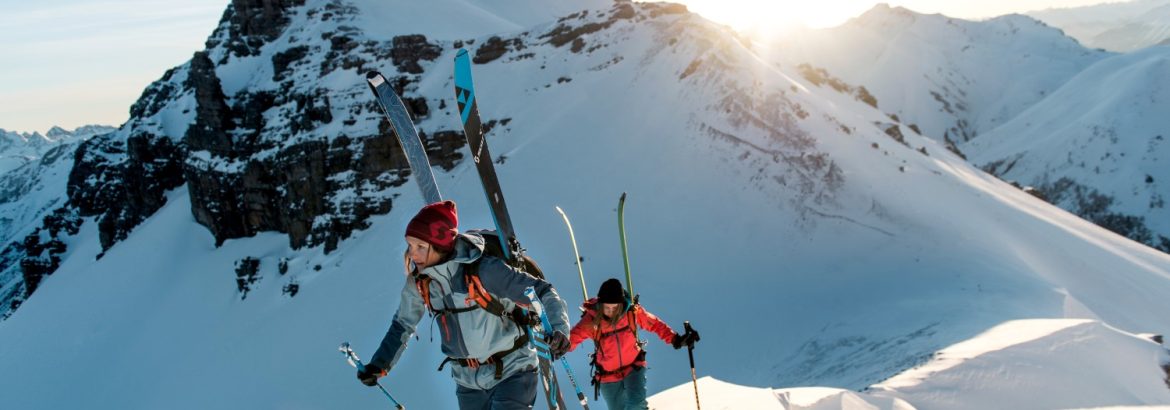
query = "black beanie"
(597, 278, 626, 304)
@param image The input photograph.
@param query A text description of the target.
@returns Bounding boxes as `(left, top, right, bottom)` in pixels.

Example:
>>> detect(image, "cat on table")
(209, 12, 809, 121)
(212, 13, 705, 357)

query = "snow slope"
(963, 45, 1170, 253)
(649, 319, 1170, 410)
(1, 1, 1169, 409)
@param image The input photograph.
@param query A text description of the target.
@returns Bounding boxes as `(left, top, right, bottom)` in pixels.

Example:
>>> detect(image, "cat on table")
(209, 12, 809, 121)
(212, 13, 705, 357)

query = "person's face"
(406, 236, 444, 270)
(601, 303, 623, 320)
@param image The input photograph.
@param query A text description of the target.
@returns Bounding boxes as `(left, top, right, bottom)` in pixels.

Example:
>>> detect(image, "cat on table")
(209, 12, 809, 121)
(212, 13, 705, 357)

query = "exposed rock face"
(186, 52, 237, 157)
(66, 130, 185, 253)
(209, 0, 308, 62)
(391, 35, 442, 74)
(3, 0, 686, 318)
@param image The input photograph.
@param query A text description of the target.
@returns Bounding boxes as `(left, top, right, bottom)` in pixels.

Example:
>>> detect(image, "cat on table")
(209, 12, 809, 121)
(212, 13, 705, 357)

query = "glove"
(509, 308, 540, 327)
(548, 331, 570, 359)
(671, 327, 701, 350)
(357, 364, 385, 387)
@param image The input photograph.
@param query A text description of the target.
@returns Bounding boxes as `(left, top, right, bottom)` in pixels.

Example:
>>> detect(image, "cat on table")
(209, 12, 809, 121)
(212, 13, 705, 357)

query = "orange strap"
(464, 273, 493, 308)
(415, 276, 433, 311)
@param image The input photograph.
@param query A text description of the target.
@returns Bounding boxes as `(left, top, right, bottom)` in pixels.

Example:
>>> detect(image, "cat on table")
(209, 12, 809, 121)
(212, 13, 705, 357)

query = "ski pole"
(558, 356, 591, 409)
(684, 322, 700, 410)
(339, 342, 405, 409)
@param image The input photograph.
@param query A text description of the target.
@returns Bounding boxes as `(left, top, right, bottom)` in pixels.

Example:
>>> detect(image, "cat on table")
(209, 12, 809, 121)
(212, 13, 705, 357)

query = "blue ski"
(452, 50, 521, 263)
(526, 288, 589, 410)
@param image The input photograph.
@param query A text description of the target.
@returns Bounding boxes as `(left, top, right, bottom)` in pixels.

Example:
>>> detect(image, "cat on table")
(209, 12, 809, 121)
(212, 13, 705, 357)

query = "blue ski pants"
(599, 366, 649, 410)
(455, 367, 538, 410)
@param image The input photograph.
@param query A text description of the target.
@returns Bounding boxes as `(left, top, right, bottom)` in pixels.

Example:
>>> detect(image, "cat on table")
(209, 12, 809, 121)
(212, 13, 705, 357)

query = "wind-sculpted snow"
(649, 320, 1170, 410)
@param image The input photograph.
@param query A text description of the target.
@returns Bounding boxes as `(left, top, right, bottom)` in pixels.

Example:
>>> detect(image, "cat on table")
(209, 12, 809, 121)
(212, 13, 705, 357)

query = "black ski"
(453, 49, 521, 264)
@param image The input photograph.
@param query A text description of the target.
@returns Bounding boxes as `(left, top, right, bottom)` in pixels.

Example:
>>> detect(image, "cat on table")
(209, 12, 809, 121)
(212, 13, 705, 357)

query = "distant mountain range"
(1027, 0, 1170, 52)
(0, 126, 113, 175)
(767, 4, 1169, 254)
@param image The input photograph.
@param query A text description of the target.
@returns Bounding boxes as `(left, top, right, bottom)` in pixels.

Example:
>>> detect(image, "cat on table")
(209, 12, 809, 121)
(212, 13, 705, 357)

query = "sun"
(655, 0, 877, 36)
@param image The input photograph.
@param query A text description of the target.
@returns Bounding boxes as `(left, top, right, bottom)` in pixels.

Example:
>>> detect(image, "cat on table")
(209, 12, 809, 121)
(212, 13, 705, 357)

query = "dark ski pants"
(455, 368, 537, 410)
(599, 366, 649, 410)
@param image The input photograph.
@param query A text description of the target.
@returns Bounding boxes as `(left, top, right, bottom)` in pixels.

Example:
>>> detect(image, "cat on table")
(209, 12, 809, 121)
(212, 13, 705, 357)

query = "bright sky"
(0, 0, 1116, 134)
(0, 0, 227, 135)
(677, 0, 1116, 32)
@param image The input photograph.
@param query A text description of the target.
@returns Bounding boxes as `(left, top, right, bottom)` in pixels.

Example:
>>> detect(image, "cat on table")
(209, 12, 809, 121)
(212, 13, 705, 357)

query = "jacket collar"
(418, 233, 485, 282)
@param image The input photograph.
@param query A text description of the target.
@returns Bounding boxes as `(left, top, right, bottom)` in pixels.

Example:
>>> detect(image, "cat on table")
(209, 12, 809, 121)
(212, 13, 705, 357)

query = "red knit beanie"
(405, 200, 458, 253)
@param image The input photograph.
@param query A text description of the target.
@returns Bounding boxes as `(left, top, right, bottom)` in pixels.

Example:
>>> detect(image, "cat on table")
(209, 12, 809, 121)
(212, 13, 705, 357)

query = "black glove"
(509, 308, 540, 327)
(357, 364, 384, 387)
(671, 327, 701, 350)
(548, 331, 570, 359)
(687, 327, 701, 345)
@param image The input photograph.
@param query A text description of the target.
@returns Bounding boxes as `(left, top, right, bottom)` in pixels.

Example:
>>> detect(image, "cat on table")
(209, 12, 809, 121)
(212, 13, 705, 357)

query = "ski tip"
(620, 192, 627, 201)
(456, 48, 469, 58)
(554, 205, 564, 214)
(366, 72, 385, 86)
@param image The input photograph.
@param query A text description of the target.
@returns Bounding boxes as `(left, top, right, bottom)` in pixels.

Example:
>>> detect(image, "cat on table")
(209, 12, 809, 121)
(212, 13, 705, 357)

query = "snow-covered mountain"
(0, 1, 1169, 409)
(761, 4, 1109, 147)
(0, 125, 112, 318)
(963, 45, 1170, 254)
(1027, 0, 1170, 52)
(760, 4, 1169, 256)
(0, 126, 112, 176)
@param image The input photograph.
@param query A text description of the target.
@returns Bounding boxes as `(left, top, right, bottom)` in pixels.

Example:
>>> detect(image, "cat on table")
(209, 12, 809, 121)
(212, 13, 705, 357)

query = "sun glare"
(662, 0, 879, 36)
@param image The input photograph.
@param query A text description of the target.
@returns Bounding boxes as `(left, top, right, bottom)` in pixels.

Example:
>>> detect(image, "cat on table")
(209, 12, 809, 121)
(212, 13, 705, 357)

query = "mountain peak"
(854, 3, 922, 26)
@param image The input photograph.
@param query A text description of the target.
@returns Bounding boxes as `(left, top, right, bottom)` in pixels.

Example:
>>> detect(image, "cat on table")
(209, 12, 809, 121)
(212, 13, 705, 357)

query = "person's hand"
(357, 364, 385, 386)
(548, 331, 570, 359)
(672, 327, 700, 349)
(509, 308, 540, 327)
(686, 327, 700, 345)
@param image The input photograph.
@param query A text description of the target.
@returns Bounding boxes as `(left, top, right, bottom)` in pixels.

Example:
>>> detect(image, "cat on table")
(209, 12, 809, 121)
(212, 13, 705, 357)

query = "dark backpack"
(466, 229, 545, 280)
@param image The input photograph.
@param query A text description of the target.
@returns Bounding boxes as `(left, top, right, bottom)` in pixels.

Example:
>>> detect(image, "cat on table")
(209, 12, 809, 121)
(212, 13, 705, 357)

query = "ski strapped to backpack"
(616, 193, 641, 343)
(365, 71, 442, 204)
(453, 49, 523, 266)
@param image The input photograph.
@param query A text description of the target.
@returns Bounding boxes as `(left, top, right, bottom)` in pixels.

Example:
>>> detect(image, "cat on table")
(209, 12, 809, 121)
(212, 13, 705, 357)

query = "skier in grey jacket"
(358, 200, 571, 409)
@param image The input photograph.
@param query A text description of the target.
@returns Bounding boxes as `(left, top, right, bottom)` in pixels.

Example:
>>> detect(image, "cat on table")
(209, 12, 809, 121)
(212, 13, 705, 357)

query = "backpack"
(413, 229, 544, 320)
(467, 229, 544, 280)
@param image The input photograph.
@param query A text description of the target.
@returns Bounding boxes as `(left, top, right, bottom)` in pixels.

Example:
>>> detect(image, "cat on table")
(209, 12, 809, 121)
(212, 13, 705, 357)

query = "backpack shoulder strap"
(627, 299, 641, 342)
(462, 261, 507, 317)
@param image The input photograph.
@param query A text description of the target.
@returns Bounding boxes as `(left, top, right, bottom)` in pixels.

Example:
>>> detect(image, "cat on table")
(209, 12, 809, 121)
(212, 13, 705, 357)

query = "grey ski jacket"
(370, 232, 570, 390)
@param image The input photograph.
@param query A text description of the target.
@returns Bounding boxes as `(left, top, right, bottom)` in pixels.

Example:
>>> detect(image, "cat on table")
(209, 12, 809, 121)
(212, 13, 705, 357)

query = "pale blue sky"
(0, 0, 1114, 134)
(0, 0, 226, 134)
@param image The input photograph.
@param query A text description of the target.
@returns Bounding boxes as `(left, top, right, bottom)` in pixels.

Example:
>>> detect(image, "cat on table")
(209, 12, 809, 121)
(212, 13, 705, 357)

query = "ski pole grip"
(684, 321, 697, 349)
